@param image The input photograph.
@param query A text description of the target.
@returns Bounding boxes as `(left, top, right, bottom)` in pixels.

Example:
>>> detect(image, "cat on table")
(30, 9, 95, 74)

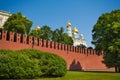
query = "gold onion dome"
(36, 26, 40, 31)
(72, 27, 78, 33)
(66, 22, 71, 27)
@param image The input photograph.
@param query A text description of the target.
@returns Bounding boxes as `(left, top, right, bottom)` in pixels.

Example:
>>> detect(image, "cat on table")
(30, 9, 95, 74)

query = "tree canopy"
(92, 10, 120, 72)
(52, 27, 73, 45)
(39, 25, 53, 40)
(3, 12, 33, 34)
(29, 25, 52, 40)
(29, 26, 73, 45)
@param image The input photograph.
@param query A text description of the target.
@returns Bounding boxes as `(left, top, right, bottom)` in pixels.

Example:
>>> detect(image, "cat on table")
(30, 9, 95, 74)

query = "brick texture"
(0, 30, 114, 71)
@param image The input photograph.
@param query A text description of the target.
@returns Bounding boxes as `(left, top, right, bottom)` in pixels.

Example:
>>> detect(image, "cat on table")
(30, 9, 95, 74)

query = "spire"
(66, 21, 71, 28)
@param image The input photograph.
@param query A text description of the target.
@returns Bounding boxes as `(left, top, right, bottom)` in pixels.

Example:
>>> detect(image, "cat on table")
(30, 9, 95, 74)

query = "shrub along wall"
(0, 49, 67, 79)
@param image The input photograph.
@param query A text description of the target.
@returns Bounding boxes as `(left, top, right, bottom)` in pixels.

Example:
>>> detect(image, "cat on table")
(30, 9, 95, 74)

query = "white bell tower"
(66, 21, 72, 37)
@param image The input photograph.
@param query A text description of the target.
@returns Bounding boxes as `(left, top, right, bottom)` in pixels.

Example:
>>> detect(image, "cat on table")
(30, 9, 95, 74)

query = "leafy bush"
(40, 52, 67, 77)
(0, 49, 67, 79)
(0, 50, 41, 79)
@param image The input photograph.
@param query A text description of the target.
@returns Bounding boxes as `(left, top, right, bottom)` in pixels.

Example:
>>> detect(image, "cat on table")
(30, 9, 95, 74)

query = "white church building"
(66, 22, 87, 47)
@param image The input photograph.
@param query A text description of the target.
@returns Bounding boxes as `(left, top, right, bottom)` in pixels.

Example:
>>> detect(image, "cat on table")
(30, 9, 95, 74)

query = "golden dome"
(36, 26, 40, 31)
(66, 22, 71, 27)
(72, 27, 78, 33)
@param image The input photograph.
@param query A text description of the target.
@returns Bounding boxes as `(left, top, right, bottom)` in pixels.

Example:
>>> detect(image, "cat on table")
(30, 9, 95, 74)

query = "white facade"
(66, 27, 72, 37)
(0, 11, 11, 28)
(66, 22, 87, 47)
(73, 34, 87, 47)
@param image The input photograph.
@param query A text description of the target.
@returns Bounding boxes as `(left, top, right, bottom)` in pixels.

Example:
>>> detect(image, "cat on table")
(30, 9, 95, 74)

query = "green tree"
(92, 10, 120, 72)
(3, 12, 33, 34)
(29, 29, 39, 38)
(29, 26, 73, 45)
(39, 25, 52, 40)
(29, 26, 40, 38)
(77, 44, 86, 48)
(87, 46, 93, 49)
(29, 25, 52, 40)
(52, 27, 73, 45)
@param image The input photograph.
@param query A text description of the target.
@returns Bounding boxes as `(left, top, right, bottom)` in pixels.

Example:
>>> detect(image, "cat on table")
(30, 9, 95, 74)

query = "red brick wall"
(0, 30, 114, 71)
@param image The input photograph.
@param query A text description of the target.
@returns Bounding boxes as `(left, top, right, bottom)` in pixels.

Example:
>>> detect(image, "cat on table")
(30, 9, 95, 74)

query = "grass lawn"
(35, 71, 120, 80)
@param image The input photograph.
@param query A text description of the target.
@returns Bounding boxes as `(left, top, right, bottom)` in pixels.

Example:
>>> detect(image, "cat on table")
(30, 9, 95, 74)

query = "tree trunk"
(115, 66, 118, 72)
(115, 66, 120, 72)
(118, 67, 120, 72)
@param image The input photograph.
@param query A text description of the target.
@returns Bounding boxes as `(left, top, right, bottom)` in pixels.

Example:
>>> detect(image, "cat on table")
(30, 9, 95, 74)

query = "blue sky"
(0, 0, 120, 47)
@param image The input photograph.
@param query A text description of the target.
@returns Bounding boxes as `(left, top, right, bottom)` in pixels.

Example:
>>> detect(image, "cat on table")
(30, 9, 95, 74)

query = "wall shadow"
(69, 59, 82, 71)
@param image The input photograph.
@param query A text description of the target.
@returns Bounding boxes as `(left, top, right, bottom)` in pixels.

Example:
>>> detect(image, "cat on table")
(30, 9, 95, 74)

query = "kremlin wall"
(0, 29, 114, 71)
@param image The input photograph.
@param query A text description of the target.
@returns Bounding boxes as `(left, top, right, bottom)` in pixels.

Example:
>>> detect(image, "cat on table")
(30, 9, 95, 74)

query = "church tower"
(72, 27, 78, 38)
(66, 21, 72, 37)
